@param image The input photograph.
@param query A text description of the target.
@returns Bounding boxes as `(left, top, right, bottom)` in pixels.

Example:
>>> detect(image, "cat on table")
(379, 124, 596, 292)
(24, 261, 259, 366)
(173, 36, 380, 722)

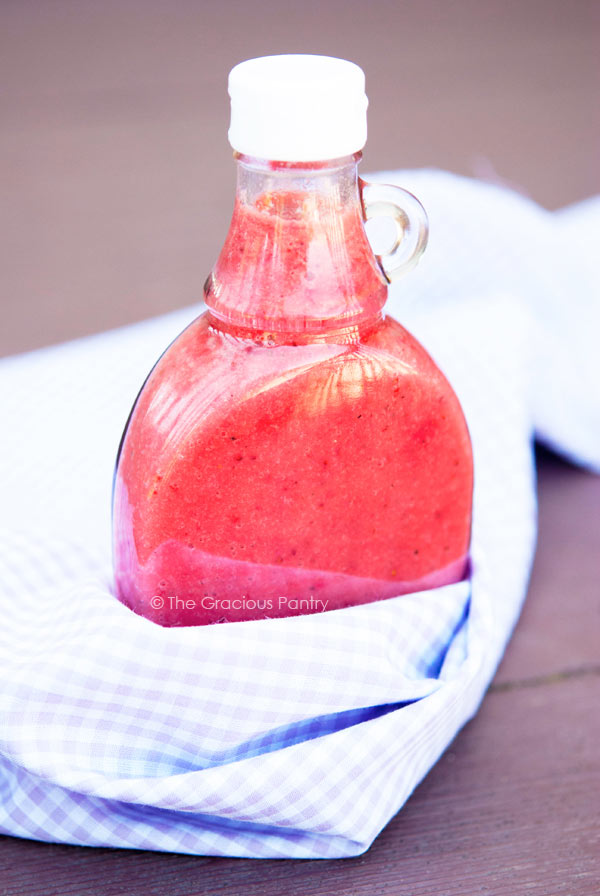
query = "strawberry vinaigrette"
(112, 56, 473, 626)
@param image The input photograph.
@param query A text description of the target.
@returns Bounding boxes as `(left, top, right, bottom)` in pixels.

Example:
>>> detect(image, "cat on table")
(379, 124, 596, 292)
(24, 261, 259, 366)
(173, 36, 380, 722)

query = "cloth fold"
(0, 170, 598, 858)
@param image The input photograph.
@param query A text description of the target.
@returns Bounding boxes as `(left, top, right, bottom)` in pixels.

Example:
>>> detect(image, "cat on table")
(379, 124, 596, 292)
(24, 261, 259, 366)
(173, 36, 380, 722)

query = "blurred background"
(1, 0, 598, 357)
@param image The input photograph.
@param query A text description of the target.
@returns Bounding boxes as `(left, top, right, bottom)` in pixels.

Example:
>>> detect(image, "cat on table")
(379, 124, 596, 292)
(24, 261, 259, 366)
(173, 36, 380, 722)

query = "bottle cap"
(228, 54, 368, 162)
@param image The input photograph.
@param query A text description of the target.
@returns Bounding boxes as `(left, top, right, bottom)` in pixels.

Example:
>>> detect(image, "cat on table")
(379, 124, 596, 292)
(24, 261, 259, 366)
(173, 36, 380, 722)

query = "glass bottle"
(112, 55, 473, 626)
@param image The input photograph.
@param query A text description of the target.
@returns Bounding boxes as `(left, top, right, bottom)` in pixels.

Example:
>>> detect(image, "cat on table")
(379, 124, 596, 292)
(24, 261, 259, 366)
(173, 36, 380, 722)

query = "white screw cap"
(228, 54, 368, 162)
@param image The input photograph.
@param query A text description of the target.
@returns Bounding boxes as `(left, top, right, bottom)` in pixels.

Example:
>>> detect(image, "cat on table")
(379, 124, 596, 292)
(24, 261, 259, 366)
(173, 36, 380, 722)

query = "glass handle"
(359, 178, 429, 283)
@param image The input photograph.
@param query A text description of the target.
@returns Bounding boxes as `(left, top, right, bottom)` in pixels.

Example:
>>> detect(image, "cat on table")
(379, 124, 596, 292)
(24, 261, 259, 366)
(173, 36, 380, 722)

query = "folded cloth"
(0, 170, 598, 858)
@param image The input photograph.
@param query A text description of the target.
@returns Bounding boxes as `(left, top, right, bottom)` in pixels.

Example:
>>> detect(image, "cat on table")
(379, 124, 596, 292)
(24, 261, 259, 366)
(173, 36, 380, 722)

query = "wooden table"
(1, 2, 599, 893)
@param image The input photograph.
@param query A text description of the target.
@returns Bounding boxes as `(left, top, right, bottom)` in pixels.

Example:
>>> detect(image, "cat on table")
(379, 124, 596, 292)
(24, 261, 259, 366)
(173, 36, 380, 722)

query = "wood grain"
(1, 0, 599, 356)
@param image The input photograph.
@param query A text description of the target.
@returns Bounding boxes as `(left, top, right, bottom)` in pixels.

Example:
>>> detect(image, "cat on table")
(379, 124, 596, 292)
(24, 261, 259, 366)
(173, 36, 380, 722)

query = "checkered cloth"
(0, 171, 598, 858)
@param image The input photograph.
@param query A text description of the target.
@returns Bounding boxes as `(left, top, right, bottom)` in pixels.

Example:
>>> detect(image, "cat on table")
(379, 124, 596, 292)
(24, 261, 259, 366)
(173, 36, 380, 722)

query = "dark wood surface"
(1, 452, 599, 894)
(1, 2, 599, 893)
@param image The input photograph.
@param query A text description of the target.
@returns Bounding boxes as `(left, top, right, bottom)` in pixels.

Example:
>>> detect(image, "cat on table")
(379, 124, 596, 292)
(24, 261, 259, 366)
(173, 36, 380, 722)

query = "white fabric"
(0, 170, 598, 858)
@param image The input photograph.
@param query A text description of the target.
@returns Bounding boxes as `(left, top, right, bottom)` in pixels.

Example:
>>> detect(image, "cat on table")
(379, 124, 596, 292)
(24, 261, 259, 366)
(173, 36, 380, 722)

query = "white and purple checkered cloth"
(0, 171, 598, 858)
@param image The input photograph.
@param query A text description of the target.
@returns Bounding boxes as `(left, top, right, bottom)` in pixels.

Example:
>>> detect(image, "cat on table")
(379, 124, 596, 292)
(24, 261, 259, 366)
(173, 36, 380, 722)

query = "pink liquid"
(113, 171, 473, 626)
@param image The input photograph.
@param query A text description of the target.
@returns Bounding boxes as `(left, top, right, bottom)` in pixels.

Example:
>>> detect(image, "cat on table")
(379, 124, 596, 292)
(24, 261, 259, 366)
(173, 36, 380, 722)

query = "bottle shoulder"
(128, 312, 448, 400)
(118, 310, 469, 451)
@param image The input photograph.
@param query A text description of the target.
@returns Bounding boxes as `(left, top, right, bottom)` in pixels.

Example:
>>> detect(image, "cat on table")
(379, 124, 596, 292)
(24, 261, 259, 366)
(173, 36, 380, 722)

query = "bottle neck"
(204, 153, 387, 335)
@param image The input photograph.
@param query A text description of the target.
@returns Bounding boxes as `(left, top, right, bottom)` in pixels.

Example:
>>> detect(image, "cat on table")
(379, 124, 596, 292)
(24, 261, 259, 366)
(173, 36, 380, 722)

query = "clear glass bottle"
(112, 55, 473, 625)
